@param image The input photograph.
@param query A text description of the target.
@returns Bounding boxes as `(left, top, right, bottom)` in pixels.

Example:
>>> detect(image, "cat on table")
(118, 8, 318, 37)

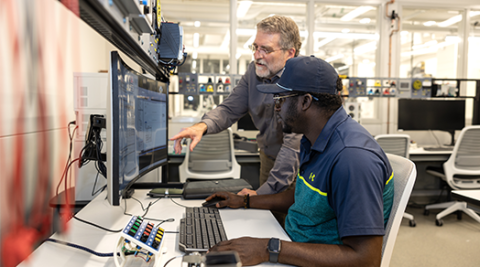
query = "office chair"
(381, 153, 417, 267)
(423, 125, 480, 226)
(178, 128, 241, 183)
(375, 134, 416, 227)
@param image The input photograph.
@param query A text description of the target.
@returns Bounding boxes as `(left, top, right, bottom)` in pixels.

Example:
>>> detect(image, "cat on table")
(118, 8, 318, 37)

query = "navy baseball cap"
(257, 55, 338, 95)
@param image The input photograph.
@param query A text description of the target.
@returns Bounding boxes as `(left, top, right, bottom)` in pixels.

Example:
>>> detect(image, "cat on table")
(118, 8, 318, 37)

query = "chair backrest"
(375, 134, 410, 158)
(178, 128, 241, 183)
(381, 153, 417, 267)
(443, 125, 480, 190)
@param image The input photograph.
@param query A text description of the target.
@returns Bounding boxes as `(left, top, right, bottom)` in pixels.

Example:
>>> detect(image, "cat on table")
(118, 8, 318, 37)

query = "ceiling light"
(341, 6, 374, 21)
(193, 33, 199, 48)
(342, 29, 350, 33)
(337, 65, 349, 71)
(243, 35, 255, 49)
(192, 60, 197, 69)
(359, 18, 371, 24)
(194, 21, 201, 27)
(423, 21, 436, 26)
(354, 41, 377, 54)
(438, 15, 462, 27)
(315, 37, 336, 50)
(325, 54, 344, 62)
(313, 31, 378, 40)
(192, 51, 198, 59)
(438, 11, 480, 27)
(220, 30, 230, 49)
(237, 1, 253, 18)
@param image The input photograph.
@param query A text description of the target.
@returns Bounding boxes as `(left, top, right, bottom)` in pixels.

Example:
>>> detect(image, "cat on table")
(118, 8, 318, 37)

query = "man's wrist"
(194, 122, 208, 135)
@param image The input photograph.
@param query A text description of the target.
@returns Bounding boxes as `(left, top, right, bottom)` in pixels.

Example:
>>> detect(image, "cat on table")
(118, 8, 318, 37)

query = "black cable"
(163, 255, 184, 267)
(44, 238, 125, 257)
(73, 215, 122, 233)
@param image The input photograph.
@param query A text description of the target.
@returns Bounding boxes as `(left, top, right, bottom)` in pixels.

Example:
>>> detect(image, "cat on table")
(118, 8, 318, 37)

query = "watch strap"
(268, 238, 281, 263)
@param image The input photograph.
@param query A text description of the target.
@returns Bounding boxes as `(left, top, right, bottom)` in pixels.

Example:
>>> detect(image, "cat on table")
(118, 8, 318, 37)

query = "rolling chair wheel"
(424, 209, 430, 216)
(409, 220, 416, 227)
(435, 219, 443, 226)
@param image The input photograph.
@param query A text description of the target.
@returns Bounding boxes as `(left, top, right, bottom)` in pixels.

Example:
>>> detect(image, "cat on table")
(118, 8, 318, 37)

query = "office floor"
(390, 206, 480, 266)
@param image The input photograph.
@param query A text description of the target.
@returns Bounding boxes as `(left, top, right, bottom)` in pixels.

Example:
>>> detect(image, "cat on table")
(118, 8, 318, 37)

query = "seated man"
(207, 56, 394, 266)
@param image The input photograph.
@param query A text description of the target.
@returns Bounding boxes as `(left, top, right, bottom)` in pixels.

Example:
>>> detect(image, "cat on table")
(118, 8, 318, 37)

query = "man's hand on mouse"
(205, 192, 244, 208)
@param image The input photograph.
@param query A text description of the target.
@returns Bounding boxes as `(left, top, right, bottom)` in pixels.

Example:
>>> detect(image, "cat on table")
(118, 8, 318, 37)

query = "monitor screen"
(397, 99, 465, 132)
(107, 51, 169, 206)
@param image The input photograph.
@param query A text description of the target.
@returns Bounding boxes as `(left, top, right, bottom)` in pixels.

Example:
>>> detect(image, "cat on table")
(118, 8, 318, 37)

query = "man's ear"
(301, 94, 313, 111)
(286, 48, 295, 59)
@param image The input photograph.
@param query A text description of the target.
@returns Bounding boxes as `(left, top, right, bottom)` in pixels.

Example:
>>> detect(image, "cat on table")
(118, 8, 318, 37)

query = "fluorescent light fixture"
(236, 53, 242, 59)
(342, 29, 350, 33)
(402, 38, 460, 57)
(438, 11, 480, 27)
(313, 31, 378, 40)
(337, 65, 349, 71)
(359, 18, 371, 24)
(237, 1, 253, 18)
(341, 6, 374, 21)
(354, 41, 377, 54)
(221, 30, 230, 49)
(438, 15, 462, 27)
(193, 33, 199, 48)
(192, 60, 197, 69)
(401, 31, 409, 36)
(192, 51, 198, 59)
(423, 21, 436, 26)
(325, 54, 344, 62)
(243, 34, 255, 49)
(194, 21, 201, 27)
(315, 37, 336, 50)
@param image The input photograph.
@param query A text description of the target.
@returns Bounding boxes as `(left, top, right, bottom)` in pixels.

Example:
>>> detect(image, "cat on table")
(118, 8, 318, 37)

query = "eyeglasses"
(273, 93, 320, 109)
(249, 44, 284, 56)
(273, 93, 299, 109)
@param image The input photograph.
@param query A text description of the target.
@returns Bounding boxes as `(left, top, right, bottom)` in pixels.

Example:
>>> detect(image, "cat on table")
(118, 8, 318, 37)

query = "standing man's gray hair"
(256, 15, 302, 57)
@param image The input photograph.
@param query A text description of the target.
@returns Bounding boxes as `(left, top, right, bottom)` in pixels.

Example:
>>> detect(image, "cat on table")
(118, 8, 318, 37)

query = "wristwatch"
(268, 238, 281, 263)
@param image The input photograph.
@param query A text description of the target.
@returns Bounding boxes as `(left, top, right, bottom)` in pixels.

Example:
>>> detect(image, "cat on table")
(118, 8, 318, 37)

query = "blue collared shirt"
(285, 107, 394, 244)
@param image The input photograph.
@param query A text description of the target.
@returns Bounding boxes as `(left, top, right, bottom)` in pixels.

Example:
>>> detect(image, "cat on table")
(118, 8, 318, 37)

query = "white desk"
(452, 190, 480, 212)
(19, 190, 291, 267)
(408, 147, 452, 162)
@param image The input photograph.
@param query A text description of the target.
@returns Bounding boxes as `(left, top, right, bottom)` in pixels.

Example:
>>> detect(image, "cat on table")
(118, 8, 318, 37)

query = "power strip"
(114, 215, 166, 267)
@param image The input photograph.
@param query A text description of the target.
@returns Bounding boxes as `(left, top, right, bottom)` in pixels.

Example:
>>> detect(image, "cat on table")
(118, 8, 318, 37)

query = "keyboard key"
(178, 207, 228, 252)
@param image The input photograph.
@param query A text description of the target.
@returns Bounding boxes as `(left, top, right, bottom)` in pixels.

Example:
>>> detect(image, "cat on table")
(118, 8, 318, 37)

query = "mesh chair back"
(188, 130, 232, 172)
(375, 134, 410, 158)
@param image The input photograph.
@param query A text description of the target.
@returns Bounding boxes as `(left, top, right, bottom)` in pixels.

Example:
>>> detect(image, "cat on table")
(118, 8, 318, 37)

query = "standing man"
(171, 15, 303, 196)
(206, 56, 394, 266)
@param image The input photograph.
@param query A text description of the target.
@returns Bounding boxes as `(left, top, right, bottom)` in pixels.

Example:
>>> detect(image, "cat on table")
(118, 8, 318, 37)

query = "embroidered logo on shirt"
(309, 173, 315, 182)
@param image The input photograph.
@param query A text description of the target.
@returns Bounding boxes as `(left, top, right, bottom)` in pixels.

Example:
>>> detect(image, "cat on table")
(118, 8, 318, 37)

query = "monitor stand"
(446, 130, 455, 147)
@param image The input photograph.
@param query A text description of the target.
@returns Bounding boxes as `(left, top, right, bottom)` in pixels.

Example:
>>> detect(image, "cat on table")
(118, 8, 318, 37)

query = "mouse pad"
(182, 179, 253, 199)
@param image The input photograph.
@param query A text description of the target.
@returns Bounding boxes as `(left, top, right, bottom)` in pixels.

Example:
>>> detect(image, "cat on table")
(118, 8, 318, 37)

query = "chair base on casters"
(403, 212, 416, 227)
(424, 201, 480, 226)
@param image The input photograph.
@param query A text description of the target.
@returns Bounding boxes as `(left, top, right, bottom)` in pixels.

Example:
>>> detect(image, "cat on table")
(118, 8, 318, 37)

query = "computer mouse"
(202, 196, 224, 207)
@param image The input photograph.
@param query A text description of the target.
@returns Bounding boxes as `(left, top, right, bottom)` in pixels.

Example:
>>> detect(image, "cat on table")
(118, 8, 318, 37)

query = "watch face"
(269, 238, 280, 252)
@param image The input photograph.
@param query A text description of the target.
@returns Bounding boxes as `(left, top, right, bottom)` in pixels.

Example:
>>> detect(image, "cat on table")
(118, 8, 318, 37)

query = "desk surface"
(452, 190, 480, 210)
(20, 190, 290, 267)
(409, 147, 452, 162)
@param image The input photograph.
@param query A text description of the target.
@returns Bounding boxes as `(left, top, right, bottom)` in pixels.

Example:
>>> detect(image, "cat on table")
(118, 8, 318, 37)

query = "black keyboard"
(179, 207, 228, 252)
(423, 146, 454, 151)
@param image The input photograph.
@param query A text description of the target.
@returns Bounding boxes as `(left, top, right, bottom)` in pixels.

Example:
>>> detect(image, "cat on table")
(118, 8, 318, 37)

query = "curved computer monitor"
(107, 51, 169, 206)
(397, 98, 465, 146)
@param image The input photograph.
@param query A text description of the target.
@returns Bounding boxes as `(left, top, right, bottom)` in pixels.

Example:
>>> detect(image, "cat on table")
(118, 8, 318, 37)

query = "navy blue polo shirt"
(285, 107, 394, 245)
